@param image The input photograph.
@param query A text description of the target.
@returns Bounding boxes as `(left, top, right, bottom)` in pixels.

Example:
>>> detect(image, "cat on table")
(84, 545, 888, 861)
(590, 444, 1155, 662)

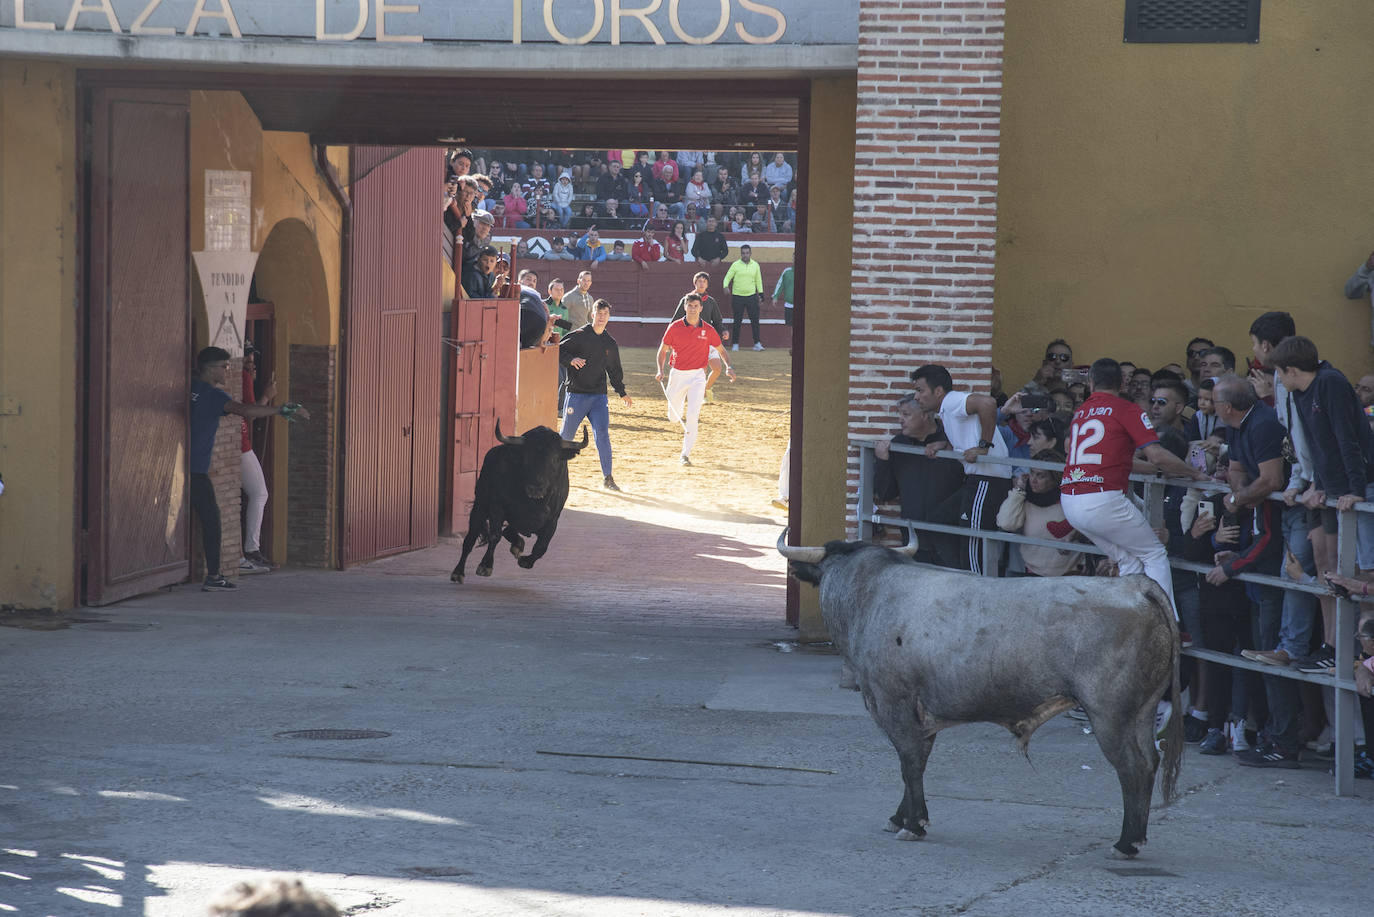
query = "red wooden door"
(444, 295, 518, 533)
(83, 88, 191, 605)
(343, 146, 443, 564)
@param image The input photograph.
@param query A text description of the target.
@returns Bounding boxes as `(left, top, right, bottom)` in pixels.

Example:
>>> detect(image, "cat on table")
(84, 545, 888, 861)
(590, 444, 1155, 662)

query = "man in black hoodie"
(1272, 336, 1374, 606)
(872, 394, 964, 567)
(559, 299, 632, 491)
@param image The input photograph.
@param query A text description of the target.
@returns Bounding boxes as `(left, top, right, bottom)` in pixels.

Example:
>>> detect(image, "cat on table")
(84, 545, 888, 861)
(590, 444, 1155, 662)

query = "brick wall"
(287, 344, 337, 567)
(850, 0, 1006, 530)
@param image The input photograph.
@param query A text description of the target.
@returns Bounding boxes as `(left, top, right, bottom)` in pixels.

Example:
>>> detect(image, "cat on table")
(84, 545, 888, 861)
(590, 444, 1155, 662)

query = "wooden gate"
(342, 146, 443, 564)
(82, 88, 191, 605)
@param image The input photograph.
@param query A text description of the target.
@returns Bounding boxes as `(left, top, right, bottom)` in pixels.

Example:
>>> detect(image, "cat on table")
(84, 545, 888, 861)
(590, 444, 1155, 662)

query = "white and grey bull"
(778, 532, 1181, 858)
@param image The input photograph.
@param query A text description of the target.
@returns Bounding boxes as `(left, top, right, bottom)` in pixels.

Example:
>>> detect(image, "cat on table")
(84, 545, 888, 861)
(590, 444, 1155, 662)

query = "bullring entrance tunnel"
(79, 69, 835, 622)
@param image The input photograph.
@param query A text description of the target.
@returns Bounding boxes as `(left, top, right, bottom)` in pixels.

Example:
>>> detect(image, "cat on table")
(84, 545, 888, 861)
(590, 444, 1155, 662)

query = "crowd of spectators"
(874, 316, 1374, 776)
(443, 147, 801, 240)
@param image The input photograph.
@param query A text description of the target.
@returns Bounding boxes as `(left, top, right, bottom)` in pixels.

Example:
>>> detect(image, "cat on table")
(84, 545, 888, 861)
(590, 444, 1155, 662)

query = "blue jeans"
(553, 204, 572, 227)
(1358, 481, 1374, 569)
(1251, 584, 1300, 752)
(1278, 503, 1318, 659)
(1174, 578, 1202, 646)
(561, 393, 612, 478)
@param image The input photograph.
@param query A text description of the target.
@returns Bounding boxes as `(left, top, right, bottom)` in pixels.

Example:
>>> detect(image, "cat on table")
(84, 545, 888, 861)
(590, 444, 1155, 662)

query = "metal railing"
(852, 439, 1368, 796)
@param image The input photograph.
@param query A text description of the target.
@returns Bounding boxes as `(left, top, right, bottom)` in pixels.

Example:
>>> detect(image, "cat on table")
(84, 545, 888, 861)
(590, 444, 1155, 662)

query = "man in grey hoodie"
(551, 170, 575, 228)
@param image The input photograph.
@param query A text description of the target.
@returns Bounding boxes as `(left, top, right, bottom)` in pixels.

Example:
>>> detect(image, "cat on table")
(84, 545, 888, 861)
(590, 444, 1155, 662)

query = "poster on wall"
(194, 170, 256, 357)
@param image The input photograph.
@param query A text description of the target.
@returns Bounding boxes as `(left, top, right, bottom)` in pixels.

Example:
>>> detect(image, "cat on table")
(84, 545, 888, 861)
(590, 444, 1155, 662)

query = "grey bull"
(778, 533, 1181, 858)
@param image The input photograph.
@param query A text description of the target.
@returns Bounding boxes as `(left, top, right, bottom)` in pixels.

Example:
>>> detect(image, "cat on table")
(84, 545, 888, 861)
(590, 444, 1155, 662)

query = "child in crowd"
(996, 450, 1081, 576)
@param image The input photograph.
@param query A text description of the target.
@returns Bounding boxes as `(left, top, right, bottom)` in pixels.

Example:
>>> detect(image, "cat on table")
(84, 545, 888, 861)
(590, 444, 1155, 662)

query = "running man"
(656, 292, 735, 465)
(1060, 357, 1208, 613)
(558, 299, 632, 491)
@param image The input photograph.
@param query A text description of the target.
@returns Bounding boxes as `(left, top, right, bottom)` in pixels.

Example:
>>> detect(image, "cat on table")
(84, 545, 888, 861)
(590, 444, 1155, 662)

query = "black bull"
(779, 533, 1181, 858)
(450, 423, 588, 584)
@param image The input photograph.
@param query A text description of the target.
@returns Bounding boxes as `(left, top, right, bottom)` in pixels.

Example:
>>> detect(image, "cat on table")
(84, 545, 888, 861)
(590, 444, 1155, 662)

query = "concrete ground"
(1, 499, 1369, 916)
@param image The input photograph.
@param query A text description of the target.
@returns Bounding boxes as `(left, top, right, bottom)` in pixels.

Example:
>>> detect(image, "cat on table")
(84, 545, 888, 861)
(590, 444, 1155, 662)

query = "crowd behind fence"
(853, 441, 1367, 796)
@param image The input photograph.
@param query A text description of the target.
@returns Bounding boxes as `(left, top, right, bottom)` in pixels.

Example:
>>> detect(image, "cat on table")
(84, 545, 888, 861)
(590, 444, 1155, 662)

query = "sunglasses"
(1188, 348, 1210, 358)
(1149, 397, 1171, 406)
(1045, 353, 1072, 362)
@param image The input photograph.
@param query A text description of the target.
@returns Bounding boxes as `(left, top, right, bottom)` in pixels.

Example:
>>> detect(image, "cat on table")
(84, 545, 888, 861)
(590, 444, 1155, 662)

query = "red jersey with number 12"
(1061, 391, 1160, 495)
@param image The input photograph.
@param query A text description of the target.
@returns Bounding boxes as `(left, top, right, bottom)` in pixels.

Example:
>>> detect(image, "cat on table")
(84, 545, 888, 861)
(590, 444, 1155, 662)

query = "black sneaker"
(1199, 727, 1228, 755)
(1236, 743, 1300, 769)
(1184, 715, 1209, 744)
(603, 475, 621, 492)
(202, 575, 236, 592)
(1297, 646, 1337, 675)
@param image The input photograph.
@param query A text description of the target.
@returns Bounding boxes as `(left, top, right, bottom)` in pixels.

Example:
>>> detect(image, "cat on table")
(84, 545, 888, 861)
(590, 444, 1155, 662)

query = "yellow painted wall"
(798, 75, 857, 642)
(996, 2, 1374, 390)
(189, 92, 344, 565)
(0, 60, 78, 610)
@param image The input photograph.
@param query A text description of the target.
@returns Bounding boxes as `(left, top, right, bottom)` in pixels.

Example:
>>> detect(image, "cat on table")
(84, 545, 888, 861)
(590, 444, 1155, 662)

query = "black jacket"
(691, 231, 729, 263)
(873, 430, 965, 525)
(1292, 361, 1374, 497)
(558, 326, 627, 397)
(670, 293, 726, 342)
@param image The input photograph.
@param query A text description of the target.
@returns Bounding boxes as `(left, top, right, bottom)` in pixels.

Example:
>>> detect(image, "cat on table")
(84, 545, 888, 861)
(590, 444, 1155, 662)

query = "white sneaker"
(752, 342, 764, 351)
(1154, 699, 1172, 739)
(239, 557, 269, 575)
(730, 344, 739, 352)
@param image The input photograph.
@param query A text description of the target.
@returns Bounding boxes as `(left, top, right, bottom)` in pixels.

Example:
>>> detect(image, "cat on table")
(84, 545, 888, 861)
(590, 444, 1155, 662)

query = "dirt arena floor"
(560, 345, 793, 526)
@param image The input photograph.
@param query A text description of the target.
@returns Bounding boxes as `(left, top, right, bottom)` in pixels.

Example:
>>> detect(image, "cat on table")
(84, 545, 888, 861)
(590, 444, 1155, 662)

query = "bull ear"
(495, 419, 524, 446)
(776, 528, 826, 564)
(562, 425, 589, 450)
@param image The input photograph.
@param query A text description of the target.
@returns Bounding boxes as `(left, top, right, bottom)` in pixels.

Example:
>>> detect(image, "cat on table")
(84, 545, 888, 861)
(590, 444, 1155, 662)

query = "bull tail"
(1145, 579, 1183, 806)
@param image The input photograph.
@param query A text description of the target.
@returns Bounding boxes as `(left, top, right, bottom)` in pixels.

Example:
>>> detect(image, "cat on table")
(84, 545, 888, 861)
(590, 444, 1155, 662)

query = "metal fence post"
(857, 443, 875, 543)
(1333, 509, 1358, 795)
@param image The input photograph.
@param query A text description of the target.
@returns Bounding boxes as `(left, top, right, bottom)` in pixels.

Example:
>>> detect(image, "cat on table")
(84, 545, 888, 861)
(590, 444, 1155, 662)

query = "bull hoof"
(1110, 842, 1139, 859)
(450, 570, 464, 584)
(517, 556, 536, 569)
(883, 819, 901, 834)
(895, 827, 925, 841)
(476, 564, 492, 577)
(509, 537, 525, 557)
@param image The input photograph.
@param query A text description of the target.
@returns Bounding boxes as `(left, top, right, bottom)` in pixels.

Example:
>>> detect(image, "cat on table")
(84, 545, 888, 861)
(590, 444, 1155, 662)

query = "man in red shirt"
(656, 293, 735, 465)
(631, 226, 661, 270)
(1061, 358, 1207, 614)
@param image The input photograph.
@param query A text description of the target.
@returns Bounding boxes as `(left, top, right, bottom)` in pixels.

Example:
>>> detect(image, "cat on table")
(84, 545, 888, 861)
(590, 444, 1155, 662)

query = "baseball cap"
(472, 209, 494, 225)
(479, 245, 499, 258)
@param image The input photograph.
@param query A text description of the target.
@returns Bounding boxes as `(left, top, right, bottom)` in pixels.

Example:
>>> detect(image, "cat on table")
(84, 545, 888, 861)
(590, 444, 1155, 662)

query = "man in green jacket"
(722, 244, 768, 351)
(773, 264, 795, 326)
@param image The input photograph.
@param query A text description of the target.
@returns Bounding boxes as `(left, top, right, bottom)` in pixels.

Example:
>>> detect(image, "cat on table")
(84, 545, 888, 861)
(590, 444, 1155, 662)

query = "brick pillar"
(286, 343, 337, 567)
(850, 0, 1006, 529)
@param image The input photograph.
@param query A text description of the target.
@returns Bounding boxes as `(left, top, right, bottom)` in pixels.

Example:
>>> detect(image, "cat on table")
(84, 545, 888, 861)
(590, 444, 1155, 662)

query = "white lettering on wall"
(64, 0, 121, 32)
(376, 0, 421, 41)
(15, 0, 57, 29)
(317, 0, 367, 40)
(185, 0, 241, 38)
(131, 0, 176, 35)
(735, 0, 784, 43)
(667, 0, 728, 45)
(611, 0, 664, 44)
(543, 0, 604, 45)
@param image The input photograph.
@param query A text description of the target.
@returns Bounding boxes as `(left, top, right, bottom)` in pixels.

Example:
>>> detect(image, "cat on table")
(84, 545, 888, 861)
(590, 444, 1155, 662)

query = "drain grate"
(275, 729, 391, 741)
(1105, 866, 1179, 878)
(403, 866, 473, 878)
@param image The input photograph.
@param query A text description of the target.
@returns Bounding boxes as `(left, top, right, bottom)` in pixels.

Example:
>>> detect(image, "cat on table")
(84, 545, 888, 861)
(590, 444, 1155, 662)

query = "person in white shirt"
(911, 363, 1012, 574)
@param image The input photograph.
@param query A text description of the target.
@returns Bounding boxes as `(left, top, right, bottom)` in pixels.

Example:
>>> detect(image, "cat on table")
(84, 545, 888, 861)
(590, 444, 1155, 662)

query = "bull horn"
(562, 425, 589, 449)
(776, 528, 826, 564)
(895, 529, 920, 557)
(494, 420, 523, 446)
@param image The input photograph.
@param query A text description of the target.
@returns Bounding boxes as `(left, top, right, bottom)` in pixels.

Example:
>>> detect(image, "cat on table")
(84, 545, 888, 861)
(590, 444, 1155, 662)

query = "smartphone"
(1247, 357, 1264, 374)
(1020, 393, 1051, 411)
(1196, 501, 1215, 521)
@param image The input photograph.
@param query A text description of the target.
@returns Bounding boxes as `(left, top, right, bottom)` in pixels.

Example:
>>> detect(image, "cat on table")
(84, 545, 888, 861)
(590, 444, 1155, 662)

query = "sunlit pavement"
(1, 506, 1368, 916)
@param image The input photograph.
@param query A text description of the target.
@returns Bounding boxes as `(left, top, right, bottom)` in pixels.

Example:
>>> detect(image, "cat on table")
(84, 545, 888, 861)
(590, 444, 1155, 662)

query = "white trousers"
(240, 448, 268, 553)
(778, 439, 791, 501)
(1061, 489, 1175, 615)
(665, 367, 707, 458)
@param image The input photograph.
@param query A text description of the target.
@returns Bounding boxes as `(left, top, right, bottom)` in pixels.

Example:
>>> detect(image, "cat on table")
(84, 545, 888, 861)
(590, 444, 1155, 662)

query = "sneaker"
(1199, 727, 1228, 755)
(239, 557, 269, 575)
(704, 390, 714, 403)
(1065, 705, 1089, 722)
(1297, 646, 1337, 675)
(202, 575, 236, 592)
(679, 455, 692, 466)
(1241, 649, 1291, 667)
(1236, 744, 1301, 769)
(1355, 751, 1374, 780)
(1154, 699, 1172, 739)
(1226, 719, 1252, 753)
(771, 498, 789, 511)
(603, 475, 621, 492)
(730, 344, 739, 352)
(752, 342, 764, 351)
(1184, 714, 1209, 744)
(246, 550, 278, 570)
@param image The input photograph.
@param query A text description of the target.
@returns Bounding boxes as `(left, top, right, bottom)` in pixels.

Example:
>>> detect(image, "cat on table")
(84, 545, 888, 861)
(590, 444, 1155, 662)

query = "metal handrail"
(852, 437, 1368, 796)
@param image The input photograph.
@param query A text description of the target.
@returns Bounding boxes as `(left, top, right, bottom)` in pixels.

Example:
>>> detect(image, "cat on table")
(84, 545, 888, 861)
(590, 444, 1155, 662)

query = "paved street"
(1, 502, 1368, 916)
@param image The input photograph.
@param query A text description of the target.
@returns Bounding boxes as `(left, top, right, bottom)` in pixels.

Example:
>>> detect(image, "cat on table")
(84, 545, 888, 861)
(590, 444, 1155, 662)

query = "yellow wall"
(996, 2, 1374, 390)
(189, 92, 344, 565)
(798, 75, 858, 642)
(0, 60, 78, 610)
